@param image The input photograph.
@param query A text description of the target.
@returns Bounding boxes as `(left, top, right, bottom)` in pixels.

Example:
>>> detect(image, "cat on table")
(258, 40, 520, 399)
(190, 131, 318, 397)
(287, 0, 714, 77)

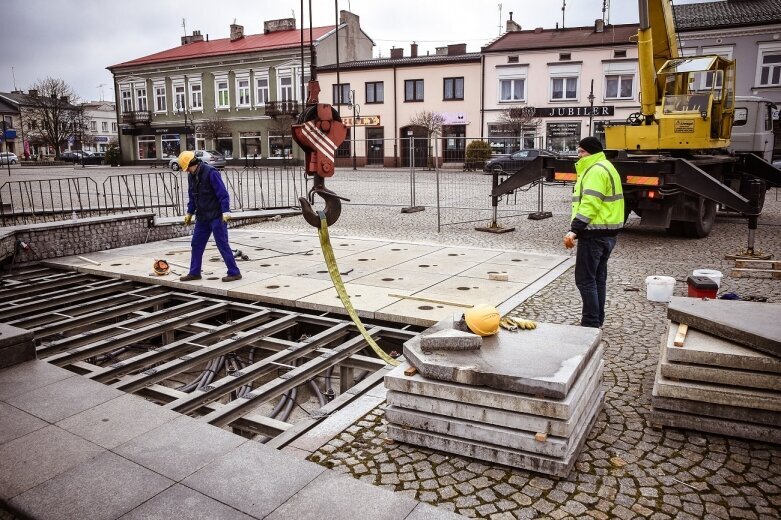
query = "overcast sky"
(0, 0, 709, 102)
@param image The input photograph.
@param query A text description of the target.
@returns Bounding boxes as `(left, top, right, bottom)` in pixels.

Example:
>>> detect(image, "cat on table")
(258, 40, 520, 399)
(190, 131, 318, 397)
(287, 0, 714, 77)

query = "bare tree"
(408, 111, 445, 168)
(24, 77, 84, 159)
(269, 114, 296, 164)
(496, 106, 541, 151)
(198, 113, 229, 149)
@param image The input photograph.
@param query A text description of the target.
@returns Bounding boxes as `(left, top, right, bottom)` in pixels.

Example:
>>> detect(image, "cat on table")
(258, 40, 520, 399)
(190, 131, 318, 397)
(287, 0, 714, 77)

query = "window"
(121, 89, 132, 113)
(336, 128, 351, 158)
(173, 84, 186, 111)
(702, 46, 733, 89)
(195, 133, 205, 151)
(551, 77, 578, 100)
(137, 135, 156, 159)
(90, 121, 96, 131)
(111, 122, 117, 132)
(614, 50, 627, 58)
(102, 121, 108, 132)
(240, 132, 262, 158)
(161, 134, 181, 159)
(499, 79, 525, 102)
(443, 77, 464, 100)
(216, 134, 233, 159)
(236, 77, 251, 107)
(546, 121, 581, 154)
(404, 79, 424, 101)
(190, 82, 203, 110)
(605, 74, 633, 99)
(155, 85, 166, 112)
(333, 83, 350, 105)
(559, 53, 571, 61)
(508, 56, 519, 63)
(216, 79, 230, 108)
(759, 50, 781, 86)
(279, 76, 293, 101)
(255, 76, 269, 104)
(365, 82, 384, 103)
(269, 133, 293, 159)
(135, 86, 148, 111)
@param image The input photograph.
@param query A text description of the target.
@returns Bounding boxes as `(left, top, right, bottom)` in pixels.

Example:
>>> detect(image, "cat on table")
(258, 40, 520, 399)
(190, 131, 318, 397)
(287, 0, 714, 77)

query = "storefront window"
(137, 135, 156, 160)
(592, 121, 608, 147)
(240, 132, 262, 158)
(336, 128, 351, 158)
(161, 134, 181, 159)
(269, 133, 293, 159)
(487, 124, 538, 155)
(546, 121, 581, 154)
(216, 134, 233, 159)
(195, 133, 205, 151)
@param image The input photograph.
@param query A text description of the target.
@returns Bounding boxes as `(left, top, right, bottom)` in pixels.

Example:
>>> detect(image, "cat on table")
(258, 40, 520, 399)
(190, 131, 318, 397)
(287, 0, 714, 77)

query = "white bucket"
(645, 276, 676, 302)
(693, 269, 723, 288)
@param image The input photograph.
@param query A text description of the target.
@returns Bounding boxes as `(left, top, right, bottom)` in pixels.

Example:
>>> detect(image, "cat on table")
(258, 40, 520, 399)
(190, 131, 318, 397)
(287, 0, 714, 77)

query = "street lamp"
(347, 89, 360, 170)
(587, 78, 596, 136)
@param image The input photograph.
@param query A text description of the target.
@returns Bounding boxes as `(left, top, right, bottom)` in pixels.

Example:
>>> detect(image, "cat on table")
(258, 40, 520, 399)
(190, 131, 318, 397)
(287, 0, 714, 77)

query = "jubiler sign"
(536, 106, 614, 118)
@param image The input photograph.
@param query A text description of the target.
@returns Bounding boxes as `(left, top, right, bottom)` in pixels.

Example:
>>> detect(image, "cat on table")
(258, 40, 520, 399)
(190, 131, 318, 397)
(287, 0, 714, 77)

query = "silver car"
(169, 150, 226, 170)
(0, 152, 19, 165)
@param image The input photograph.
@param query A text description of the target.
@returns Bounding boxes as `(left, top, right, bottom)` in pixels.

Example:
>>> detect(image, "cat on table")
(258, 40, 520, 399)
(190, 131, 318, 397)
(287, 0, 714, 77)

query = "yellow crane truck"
(495, 0, 780, 238)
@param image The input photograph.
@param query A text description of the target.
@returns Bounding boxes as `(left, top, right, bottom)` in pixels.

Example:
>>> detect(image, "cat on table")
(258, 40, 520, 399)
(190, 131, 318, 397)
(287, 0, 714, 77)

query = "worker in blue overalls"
(178, 150, 242, 282)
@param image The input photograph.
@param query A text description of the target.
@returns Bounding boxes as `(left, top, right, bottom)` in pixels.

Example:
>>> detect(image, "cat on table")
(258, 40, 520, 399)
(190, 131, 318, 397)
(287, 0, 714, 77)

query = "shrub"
(464, 140, 492, 171)
(105, 141, 120, 166)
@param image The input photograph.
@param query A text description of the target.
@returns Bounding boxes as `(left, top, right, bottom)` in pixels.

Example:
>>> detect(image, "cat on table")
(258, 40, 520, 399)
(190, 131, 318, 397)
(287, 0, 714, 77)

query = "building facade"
(108, 11, 372, 166)
(0, 98, 21, 158)
(0, 90, 81, 159)
(81, 102, 118, 153)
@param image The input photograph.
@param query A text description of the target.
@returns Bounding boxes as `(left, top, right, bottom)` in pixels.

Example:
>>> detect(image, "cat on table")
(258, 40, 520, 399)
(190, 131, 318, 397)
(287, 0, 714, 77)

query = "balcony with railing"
(265, 101, 300, 118)
(121, 110, 152, 125)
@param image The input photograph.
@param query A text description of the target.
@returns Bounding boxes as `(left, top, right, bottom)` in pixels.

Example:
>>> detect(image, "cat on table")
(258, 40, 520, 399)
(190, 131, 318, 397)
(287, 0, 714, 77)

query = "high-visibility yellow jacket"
(570, 151, 624, 237)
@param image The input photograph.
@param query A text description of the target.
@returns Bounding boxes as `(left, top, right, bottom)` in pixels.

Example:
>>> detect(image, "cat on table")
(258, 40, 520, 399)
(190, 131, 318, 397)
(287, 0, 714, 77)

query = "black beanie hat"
(578, 136, 603, 155)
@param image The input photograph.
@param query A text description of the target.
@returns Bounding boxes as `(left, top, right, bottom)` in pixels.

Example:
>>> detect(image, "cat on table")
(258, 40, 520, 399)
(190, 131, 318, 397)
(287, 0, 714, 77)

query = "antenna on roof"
(603, 0, 610, 25)
(181, 18, 187, 37)
(497, 3, 502, 35)
(561, 0, 566, 29)
(11, 66, 17, 91)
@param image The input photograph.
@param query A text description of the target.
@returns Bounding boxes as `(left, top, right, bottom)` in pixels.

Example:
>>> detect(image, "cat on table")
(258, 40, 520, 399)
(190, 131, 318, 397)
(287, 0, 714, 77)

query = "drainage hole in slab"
(382, 278, 394, 281)
(457, 287, 471, 291)
(317, 270, 328, 274)
(391, 248, 401, 251)
(419, 264, 430, 268)
(207, 277, 218, 280)
(340, 243, 350, 246)
(448, 253, 460, 256)
(267, 285, 280, 289)
(418, 305, 434, 310)
(260, 264, 272, 267)
(111, 263, 123, 266)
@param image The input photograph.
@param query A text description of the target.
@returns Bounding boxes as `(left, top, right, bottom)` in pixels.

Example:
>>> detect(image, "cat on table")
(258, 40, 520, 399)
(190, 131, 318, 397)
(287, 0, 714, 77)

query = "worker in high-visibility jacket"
(563, 137, 624, 328)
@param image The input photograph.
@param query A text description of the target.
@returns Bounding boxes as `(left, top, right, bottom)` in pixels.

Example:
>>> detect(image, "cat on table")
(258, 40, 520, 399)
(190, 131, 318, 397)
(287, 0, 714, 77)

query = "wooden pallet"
(731, 259, 781, 279)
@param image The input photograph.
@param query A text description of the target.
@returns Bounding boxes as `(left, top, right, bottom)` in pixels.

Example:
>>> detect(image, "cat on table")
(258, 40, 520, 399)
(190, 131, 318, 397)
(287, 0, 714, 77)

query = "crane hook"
(299, 176, 349, 227)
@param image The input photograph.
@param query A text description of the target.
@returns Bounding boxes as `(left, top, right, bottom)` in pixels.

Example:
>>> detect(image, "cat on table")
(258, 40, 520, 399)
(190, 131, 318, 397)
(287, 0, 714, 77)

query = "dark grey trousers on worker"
(575, 236, 617, 328)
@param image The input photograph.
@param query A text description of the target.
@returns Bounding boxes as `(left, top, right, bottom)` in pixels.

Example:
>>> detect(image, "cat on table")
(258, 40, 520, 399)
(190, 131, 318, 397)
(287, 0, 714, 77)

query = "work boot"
(222, 274, 243, 282)
(179, 274, 202, 282)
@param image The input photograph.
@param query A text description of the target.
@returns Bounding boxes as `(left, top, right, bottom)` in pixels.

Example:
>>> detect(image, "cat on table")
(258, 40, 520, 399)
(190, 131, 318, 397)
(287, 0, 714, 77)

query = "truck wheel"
(682, 198, 717, 238)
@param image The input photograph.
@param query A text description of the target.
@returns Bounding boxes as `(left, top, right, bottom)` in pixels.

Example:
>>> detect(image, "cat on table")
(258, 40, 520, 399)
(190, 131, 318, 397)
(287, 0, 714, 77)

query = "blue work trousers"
(188, 218, 240, 277)
(574, 236, 616, 328)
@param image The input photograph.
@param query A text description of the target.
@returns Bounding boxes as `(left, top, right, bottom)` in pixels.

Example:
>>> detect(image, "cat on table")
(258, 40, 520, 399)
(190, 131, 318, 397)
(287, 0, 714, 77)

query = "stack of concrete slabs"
(650, 299, 781, 443)
(384, 317, 604, 477)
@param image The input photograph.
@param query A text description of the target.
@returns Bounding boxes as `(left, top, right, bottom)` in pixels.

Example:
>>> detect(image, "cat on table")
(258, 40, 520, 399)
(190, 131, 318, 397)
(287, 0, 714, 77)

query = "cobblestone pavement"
(256, 190, 781, 519)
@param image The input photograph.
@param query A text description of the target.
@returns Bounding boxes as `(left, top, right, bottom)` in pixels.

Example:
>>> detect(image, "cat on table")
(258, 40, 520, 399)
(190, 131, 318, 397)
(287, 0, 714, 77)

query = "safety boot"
(179, 274, 202, 282)
(222, 274, 243, 282)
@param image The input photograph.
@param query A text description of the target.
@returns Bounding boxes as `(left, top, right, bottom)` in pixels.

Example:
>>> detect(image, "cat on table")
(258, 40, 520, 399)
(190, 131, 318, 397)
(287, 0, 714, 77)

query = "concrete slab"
(296, 283, 412, 317)
(387, 396, 603, 478)
(405, 503, 467, 520)
(182, 441, 324, 519)
(487, 251, 568, 269)
(394, 257, 481, 276)
(0, 360, 74, 401)
(118, 484, 254, 520)
(649, 408, 781, 445)
(412, 276, 529, 308)
(457, 262, 552, 284)
(8, 451, 173, 520)
(289, 395, 385, 453)
(0, 401, 47, 445)
(239, 255, 322, 276)
(0, 323, 35, 369)
(665, 321, 781, 374)
(350, 267, 452, 292)
(650, 395, 781, 426)
(404, 317, 601, 398)
(265, 470, 418, 520)
(114, 415, 246, 481)
(56, 393, 180, 450)
(384, 353, 604, 420)
(227, 275, 334, 305)
(0, 425, 105, 499)
(374, 299, 469, 328)
(414, 246, 504, 264)
(667, 297, 781, 359)
(419, 329, 482, 353)
(385, 363, 603, 437)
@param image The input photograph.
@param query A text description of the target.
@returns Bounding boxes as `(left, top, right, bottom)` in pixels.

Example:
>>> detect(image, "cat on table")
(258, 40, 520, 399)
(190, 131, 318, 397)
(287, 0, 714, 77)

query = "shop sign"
(547, 122, 581, 137)
(537, 106, 614, 117)
(342, 116, 381, 127)
(94, 136, 109, 142)
(440, 112, 469, 125)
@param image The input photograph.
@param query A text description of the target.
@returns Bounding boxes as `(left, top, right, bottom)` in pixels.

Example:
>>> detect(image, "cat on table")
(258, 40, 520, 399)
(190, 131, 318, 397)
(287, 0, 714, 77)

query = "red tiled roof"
(483, 24, 638, 53)
(110, 25, 336, 69)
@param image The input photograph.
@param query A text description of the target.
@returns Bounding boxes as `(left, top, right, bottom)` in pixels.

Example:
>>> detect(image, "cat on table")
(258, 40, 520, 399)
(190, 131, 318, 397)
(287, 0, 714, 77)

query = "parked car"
(169, 150, 226, 171)
(60, 150, 87, 162)
(82, 152, 104, 165)
(482, 149, 556, 174)
(0, 152, 18, 165)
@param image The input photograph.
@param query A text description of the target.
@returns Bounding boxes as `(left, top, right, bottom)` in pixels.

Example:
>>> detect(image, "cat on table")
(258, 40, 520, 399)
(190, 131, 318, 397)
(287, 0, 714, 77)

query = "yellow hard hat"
(177, 150, 196, 172)
(153, 259, 170, 276)
(463, 304, 501, 336)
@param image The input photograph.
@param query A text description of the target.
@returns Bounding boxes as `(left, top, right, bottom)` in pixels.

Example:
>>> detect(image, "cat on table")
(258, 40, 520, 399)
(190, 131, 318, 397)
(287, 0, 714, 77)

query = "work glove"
(563, 231, 576, 249)
(501, 316, 538, 331)
(183, 213, 193, 225)
(499, 318, 518, 332)
(222, 213, 231, 223)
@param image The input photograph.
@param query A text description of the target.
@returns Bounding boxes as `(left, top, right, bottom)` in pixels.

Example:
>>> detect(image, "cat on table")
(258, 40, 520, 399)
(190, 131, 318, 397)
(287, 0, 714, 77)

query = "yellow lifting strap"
(317, 211, 400, 366)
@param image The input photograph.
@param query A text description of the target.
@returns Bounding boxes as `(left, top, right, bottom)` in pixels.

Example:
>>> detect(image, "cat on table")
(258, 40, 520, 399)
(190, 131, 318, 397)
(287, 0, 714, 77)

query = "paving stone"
(0, 360, 73, 401)
(404, 502, 466, 519)
(117, 484, 252, 520)
(419, 328, 482, 353)
(0, 402, 47, 445)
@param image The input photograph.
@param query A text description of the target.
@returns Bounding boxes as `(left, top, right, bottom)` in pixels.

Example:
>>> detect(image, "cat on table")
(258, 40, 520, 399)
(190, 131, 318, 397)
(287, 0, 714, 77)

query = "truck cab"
(729, 96, 776, 163)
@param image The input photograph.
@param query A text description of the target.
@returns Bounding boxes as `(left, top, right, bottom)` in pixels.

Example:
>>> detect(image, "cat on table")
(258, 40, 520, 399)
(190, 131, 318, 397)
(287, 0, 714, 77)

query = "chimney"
(28, 89, 38, 98)
(181, 30, 204, 45)
(390, 47, 403, 59)
(435, 46, 448, 55)
(506, 12, 522, 32)
(534, 27, 544, 33)
(447, 44, 467, 56)
(595, 19, 605, 33)
(230, 23, 244, 41)
(410, 42, 418, 58)
(264, 18, 296, 34)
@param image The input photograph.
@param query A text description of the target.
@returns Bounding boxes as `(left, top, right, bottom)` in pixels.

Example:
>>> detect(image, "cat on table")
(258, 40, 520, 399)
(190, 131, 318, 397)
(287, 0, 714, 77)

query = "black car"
(60, 151, 84, 162)
(482, 149, 555, 174)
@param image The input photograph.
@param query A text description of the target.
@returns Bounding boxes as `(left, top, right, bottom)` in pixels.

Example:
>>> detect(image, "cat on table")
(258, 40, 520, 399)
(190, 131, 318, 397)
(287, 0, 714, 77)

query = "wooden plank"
(673, 323, 689, 347)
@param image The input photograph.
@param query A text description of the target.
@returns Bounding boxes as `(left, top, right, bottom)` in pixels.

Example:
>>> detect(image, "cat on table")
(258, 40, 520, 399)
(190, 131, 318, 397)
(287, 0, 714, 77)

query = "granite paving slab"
(374, 299, 469, 328)
(0, 401, 47, 445)
(650, 395, 781, 426)
(114, 415, 247, 481)
(667, 296, 781, 359)
(182, 441, 324, 519)
(648, 408, 781, 445)
(5, 374, 124, 423)
(404, 503, 468, 520)
(415, 246, 504, 264)
(384, 352, 603, 420)
(56, 393, 180, 450)
(264, 470, 418, 520)
(404, 317, 601, 398)
(393, 257, 482, 276)
(484, 251, 569, 269)
(118, 484, 253, 520)
(226, 275, 334, 305)
(0, 360, 73, 401)
(8, 451, 173, 520)
(457, 262, 552, 284)
(297, 283, 412, 317)
(665, 320, 781, 374)
(412, 275, 528, 308)
(0, 425, 105, 499)
(0, 323, 34, 351)
(350, 267, 452, 292)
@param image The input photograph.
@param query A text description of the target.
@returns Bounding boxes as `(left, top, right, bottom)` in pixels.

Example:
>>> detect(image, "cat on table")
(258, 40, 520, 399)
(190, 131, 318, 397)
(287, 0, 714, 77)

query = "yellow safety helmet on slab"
(464, 304, 500, 336)
(177, 150, 197, 172)
(153, 259, 170, 276)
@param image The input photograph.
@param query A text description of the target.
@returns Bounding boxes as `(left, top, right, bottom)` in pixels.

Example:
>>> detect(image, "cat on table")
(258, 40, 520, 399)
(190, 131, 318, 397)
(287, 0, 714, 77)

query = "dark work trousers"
(574, 236, 617, 328)
(188, 217, 241, 277)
